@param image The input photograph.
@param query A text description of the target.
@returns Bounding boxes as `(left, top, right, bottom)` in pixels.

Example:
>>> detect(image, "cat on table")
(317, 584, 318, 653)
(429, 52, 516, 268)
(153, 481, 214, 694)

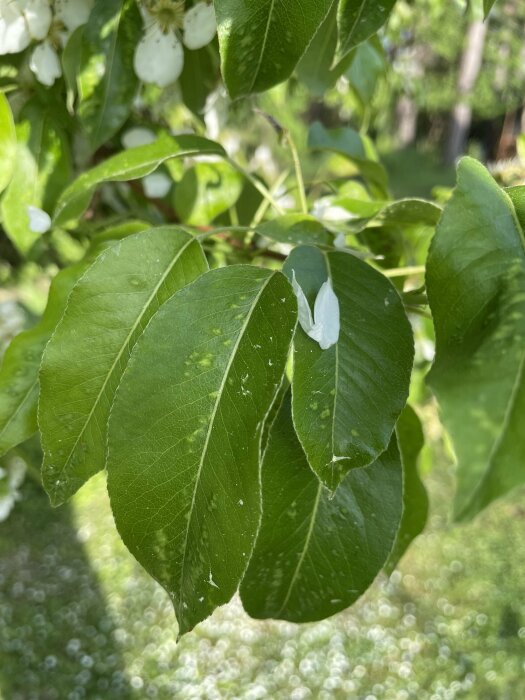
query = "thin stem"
(383, 265, 426, 278)
(249, 168, 291, 230)
(285, 130, 308, 215)
(225, 156, 285, 215)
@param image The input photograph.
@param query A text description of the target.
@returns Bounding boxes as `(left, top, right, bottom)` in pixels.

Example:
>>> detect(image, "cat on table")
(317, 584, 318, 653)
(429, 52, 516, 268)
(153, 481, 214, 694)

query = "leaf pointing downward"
(39, 227, 208, 505)
(106, 265, 297, 635)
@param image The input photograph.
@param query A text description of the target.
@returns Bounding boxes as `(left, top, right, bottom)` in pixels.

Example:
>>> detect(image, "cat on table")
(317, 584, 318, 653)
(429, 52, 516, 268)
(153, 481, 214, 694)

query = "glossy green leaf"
(346, 38, 386, 106)
(240, 392, 403, 622)
(106, 265, 297, 635)
(296, 3, 355, 96)
(39, 227, 208, 506)
(174, 161, 243, 226)
(371, 198, 442, 228)
(180, 44, 220, 117)
(0, 222, 147, 459)
(215, 0, 333, 98)
(308, 121, 389, 198)
(484, 0, 497, 16)
(336, 0, 396, 61)
(385, 405, 428, 573)
(2, 99, 71, 253)
(257, 214, 333, 247)
(53, 133, 225, 227)
(506, 186, 525, 233)
(78, 0, 142, 150)
(427, 157, 525, 520)
(62, 26, 84, 114)
(0, 92, 16, 195)
(284, 245, 413, 490)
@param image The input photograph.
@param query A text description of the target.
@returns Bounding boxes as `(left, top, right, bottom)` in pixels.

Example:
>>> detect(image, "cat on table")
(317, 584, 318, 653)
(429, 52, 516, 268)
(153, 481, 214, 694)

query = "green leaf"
(0, 222, 148, 461)
(1, 99, 71, 253)
(0, 92, 16, 195)
(346, 38, 386, 106)
(240, 392, 403, 622)
(256, 214, 334, 247)
(484, 0, 497, 17)
(426, 157, 525, 520)
(296, 2, 355, 96)
(336, 0, 396, 61)
(308, 121, 389, 198)
(215, 0, 333, 98)
(506, 186, 525, 234)
(106, 265, 297, 635)
(385, 405, 428, 573)
(62, 26, 85, 115)
(180, 44, 220, 117)
(78, 0, 142, 150)
(283, 245, 413, 490)
(174, 161, 243, 226)
(53, 133, 226, 227)
(39, 227, 208, 506)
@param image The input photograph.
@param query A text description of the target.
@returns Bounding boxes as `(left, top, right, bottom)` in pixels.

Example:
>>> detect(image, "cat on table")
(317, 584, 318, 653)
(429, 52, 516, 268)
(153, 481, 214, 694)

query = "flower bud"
(142, 172, 172, 198)
(183, 2, 216, 50)
(26, 205, 52, 233)
(133, 23, 184, 88)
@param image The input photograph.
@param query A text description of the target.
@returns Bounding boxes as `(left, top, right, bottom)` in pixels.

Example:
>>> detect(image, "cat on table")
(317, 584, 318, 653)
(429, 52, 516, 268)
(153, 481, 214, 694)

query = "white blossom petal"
(29, 40, 62, 85)
(311, 279, 340, 350)
(0, 5, 31, 54)
(183, 1, 217, 50)
(134, 24, 184, 88)
(121, 127, 156, 149)
(142, 172, 171, 198)
(54, 0, 94, 33)
(291, 270, 314, 335)
(20, 0, 53, 41)
(27, 205, 52, 233)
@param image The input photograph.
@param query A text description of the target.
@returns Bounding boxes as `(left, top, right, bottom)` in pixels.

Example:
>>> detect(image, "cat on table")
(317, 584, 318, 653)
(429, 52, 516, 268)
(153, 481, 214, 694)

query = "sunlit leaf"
(427, 157, 525, 520)
(0, 91, 16, 195)
(40, 227, 208, 505)
(240, 392, 403, 622)
(336, 0, 396, 61)
(284, 245, 413, 490)
(107, 265, 297, 635)
(174, 161, 243, 225)
(53, 133, 225, 227)
(257, 215, 334, 247)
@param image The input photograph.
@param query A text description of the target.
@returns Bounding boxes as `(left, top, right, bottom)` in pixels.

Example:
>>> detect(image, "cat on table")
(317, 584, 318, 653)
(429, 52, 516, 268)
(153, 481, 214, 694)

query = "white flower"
(133, 22, 184, 88)
(29, 39, 61, 85)
(27, 205, 52, 233)
(142, 172, 171, 198)
(183, 1, 216, 50)
(54, 0, 94, 33)
(121, 127, 156, 149)
(0, 0, 52, 55)
(291, 272, 340, 350)
(20, 0, 52, 40)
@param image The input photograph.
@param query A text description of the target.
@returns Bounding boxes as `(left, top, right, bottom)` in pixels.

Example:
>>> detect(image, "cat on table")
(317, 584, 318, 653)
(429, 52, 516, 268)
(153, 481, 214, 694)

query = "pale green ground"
(0, 448, 524, 700)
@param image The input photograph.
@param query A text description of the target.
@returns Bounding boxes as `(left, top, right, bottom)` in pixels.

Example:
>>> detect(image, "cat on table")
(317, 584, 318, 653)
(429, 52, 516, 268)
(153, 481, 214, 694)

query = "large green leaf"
(296, 2, 355, 96)
(106, 265, 297, 635)
(39, 227, 208, 506)
(336, 0, 396, 61)
(215, 0, 333, 98)
(257, 214, 334, 247)
(78, 0, 142, 150)
(385, 405, 428, 573)
(1, 99, 71, 253)
(174, 161, 243, 225)
(427, 157, 525, 520)
(0, 222, 147, 459)
(240, 392, 402, 622)
(53, 133, 225, 227)
(284, 246, 413, 490)
(0, 92, 16, 195)
(308, 121, 389, 198)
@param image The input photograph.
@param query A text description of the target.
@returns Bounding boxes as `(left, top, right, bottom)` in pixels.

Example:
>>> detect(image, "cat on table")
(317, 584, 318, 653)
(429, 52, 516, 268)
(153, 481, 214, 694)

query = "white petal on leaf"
(27, 205, 51, 233)
(291, 270, 314, 334)
(183, 1, 217, 50)
(291, 272, 340, 350)
(311, 280, 340, 350)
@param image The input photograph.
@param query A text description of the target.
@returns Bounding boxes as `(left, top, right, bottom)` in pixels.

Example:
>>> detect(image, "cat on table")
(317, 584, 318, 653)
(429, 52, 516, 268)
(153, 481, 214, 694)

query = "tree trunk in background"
(444, 19, 488, 165)
(396, 95, 419, 147)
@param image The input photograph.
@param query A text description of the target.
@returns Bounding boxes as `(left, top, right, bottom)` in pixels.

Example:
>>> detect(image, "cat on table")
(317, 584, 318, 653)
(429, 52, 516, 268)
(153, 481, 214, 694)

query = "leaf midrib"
(339, 0, 367, 55)
(177, 272, 275, 611)
(247, 0, 276, 94)
(47, 236, 197, 488)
